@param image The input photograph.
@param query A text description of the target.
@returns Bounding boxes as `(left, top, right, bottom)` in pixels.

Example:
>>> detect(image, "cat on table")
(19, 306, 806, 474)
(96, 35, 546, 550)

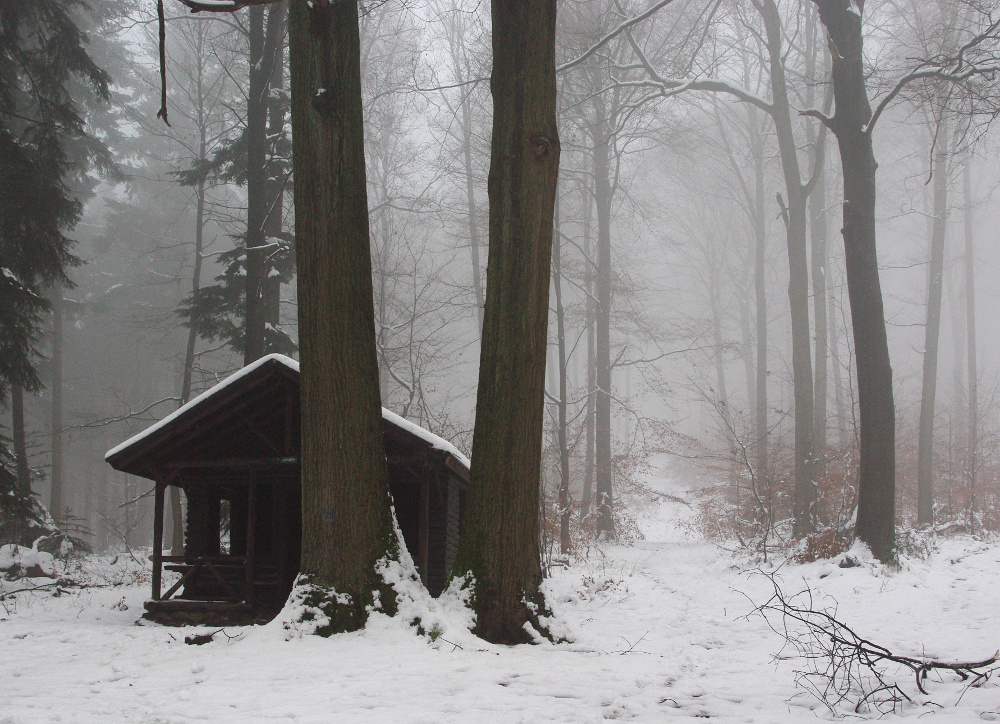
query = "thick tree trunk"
(917, 121, 949, 526)
(814, 0, 896, 562)
(244, 3, 286, 365)
(49, 285, 64, 522)
(593, 110, 614, 538)
(288, 0, 395, 630)
(963, 162, 977, 528)
(12, 384, 30, 495)
(453, 0, 559, 645)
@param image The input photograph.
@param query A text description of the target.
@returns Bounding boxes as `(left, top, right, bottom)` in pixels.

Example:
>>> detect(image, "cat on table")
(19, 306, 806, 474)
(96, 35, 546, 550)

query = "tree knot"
(530, 133, 558, 159)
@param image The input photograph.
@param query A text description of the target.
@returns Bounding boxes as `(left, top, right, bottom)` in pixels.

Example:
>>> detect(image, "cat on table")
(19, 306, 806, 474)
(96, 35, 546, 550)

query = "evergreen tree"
(177, 5, 296, 361)
(0, 0, 110, 543)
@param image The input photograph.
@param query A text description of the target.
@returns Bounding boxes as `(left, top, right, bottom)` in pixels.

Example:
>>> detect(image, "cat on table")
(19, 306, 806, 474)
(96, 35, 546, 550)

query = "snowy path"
(2, 458, 1000, 722)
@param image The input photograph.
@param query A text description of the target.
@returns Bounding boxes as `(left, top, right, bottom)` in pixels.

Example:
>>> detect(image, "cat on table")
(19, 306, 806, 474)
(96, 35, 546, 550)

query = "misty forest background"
(5, 0, 1000, 562)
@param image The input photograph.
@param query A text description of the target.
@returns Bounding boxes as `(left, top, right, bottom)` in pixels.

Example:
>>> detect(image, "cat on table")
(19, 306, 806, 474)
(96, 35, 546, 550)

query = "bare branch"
(557, 0, 678, 75)
(867, 64, 1000, 135)
(623, 27, 774, 113)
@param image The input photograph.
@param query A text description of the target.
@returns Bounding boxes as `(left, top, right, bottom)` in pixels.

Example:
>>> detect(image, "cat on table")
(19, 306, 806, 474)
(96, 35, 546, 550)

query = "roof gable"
(105, 354, 470, 479)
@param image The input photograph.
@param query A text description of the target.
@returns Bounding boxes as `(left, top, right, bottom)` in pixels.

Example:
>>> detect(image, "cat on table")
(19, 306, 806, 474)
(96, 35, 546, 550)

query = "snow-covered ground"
(3, 456, 999, 722)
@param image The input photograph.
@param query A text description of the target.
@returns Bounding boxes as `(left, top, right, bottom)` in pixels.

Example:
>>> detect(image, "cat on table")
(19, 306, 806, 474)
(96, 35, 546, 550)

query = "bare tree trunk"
(751, 109, 769, 480)
(441, 4, 485, 332)
(553, 201, 570, 554)
(581, 182, 595, 522)
(453, 0, 559, 645)
(174, 174, 207, 555)
(50, 285, 64, 523)
(811, 163, 829, 453)
(830, 276, 849, 449)
(814, 0, 896, 562)
(708, 253, 734, 451)
(462, 102, 485, 332)
(758, 0, 815, 538)
(738, 274, 756, 425)
(244, 3, 286, 365)
(263, 4, 288, 333)
(964, 161, 978, 528)
(917, 119, 949, 526)
(288, 0, 396, 630)
(12, 384, 30, 496)
(593, 108, 614, 538)
(808, 7, 830, 456)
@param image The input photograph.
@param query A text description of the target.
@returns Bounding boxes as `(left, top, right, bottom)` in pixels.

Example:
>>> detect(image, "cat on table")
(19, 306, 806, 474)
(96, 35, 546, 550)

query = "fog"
(7, 0, 1000, 552)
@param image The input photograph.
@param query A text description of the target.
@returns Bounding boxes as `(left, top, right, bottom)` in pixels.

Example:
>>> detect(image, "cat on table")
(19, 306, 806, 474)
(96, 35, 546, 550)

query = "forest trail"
(2, 456, 999, 722)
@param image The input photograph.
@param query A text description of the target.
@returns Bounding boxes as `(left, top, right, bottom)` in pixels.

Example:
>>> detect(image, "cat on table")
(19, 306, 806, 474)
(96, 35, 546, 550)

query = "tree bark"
(288, 0, 395, 629)
(49, 284, 64, 522)
(917, 119, 949, 526)
(244, 3, 286, 365)
(453, 0, 559, 645)
(813, 0, 896, 562)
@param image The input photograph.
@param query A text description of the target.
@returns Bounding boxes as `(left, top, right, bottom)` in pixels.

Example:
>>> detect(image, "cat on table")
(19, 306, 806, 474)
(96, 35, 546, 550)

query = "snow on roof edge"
(104, 354, 298, 462)
(104, 353, 470, 470)
(380, 407, 470, 469)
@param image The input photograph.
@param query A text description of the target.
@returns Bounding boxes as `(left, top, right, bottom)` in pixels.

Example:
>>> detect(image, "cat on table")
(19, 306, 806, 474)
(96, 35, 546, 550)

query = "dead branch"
(750, 570, 999, 714)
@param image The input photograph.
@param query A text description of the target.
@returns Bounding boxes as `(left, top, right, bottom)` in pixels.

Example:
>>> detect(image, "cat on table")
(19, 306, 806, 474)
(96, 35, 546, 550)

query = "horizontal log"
(144, 600, 253, 614)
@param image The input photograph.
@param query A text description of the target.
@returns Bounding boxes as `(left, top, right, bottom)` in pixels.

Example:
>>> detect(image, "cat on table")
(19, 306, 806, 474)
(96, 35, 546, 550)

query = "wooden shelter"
(105, 354, 469, 624)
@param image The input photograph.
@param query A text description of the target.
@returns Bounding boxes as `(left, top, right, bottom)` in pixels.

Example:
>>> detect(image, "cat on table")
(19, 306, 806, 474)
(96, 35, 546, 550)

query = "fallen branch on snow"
(749, 570, 999, 715)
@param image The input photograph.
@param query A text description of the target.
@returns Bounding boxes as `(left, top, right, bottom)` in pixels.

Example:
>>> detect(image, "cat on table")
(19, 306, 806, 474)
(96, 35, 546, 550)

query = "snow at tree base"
(2, 458, 999, 722)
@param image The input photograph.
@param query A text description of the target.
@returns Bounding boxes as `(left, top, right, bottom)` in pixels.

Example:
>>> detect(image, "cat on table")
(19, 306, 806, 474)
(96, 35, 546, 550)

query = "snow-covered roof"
(380, 407, 470, 469)
(105, 353, 470, 469)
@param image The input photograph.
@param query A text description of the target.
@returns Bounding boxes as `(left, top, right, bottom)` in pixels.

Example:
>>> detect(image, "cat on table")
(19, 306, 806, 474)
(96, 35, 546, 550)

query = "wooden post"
(276, 480, 288, 588)
(152, 480, 165, 601)
(245, 478, 257, 604)
(418, 467, 430, 585)
(284, 386, 295, 455)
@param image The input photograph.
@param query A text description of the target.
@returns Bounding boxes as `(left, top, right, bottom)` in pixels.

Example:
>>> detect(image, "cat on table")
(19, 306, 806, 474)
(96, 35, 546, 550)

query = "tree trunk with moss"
(453, 0, 559, 645)
(288, 0, 396, 631)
